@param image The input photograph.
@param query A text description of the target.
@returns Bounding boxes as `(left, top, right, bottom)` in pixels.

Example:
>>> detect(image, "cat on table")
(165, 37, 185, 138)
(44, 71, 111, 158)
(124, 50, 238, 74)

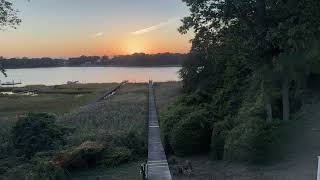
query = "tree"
(171, 0, 320, 161)
(179, 0, 320, 121)
(0, 0, 21, 76)
(0, 0, 21, 30)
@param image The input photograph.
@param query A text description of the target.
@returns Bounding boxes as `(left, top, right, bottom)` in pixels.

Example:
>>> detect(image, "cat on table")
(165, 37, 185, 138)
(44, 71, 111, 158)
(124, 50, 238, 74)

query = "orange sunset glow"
(0, 0, 193, 58)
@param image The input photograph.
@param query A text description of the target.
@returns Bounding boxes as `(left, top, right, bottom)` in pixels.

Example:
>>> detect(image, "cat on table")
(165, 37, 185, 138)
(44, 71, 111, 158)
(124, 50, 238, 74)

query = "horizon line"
(1, 52, 189, 59)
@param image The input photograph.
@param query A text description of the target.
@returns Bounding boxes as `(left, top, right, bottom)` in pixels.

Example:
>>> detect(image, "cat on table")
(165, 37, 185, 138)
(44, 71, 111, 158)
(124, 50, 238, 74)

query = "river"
(0, 67, 181, 86)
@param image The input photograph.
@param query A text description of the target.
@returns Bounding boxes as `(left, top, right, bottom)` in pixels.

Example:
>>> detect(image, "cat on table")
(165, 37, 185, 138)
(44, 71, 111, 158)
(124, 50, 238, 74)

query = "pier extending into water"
(147, 81, 172, 180)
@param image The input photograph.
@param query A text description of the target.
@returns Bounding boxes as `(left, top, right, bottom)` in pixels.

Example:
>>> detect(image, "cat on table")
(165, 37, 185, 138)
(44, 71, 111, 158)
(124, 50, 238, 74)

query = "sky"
(0, 0, 193, 58)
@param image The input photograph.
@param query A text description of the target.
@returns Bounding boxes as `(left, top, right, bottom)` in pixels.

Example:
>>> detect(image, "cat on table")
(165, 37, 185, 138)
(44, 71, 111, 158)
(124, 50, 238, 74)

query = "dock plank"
(148, 82, 172, 180)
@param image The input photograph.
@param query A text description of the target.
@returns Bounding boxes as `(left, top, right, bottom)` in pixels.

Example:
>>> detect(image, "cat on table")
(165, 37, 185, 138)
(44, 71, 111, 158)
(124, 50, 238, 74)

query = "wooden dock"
(95, 80, 128, 102)
(147, 82, 172, 180)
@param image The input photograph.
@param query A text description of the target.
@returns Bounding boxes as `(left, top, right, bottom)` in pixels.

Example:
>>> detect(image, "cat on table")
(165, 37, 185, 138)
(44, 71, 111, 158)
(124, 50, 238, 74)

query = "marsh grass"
(0, 83, 149, 179)
(154, 81, 182, 114)
(56, 83, 148, 179)
(60, 83, 148, 145)
(0, 83, 117, 118)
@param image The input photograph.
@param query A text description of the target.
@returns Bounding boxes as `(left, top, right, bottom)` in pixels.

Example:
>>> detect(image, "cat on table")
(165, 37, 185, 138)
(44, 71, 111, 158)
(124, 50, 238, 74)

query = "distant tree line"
(0, 53, 187, 69)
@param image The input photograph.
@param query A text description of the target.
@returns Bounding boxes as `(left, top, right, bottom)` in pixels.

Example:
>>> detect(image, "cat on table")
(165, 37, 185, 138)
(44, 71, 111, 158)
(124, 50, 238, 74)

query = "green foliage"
(169, 0, 320, 164)
(111, 130, 147, 157)
(210, 117, 234, 160)
(160, 103, 194, 153)
(101, 147, 132, 167)
(12, 113, 70, 158)
(160, 97, 213, 156)
(224, 118, 279, 163)
(54, 141, 104, 170)
(171, 110, 211, 155)
(30, 160, 66, 180)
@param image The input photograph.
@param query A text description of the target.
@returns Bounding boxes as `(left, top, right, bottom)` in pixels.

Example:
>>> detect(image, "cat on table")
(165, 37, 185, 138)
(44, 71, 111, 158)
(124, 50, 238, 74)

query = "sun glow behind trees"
(0, 0, 193, 58)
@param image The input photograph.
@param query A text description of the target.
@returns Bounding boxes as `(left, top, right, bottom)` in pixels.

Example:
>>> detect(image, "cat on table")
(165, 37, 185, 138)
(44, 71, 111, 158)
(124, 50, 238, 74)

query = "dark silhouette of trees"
(161, 0, 320, 162)
(0, 53, 187, 68)
(0, 0, 21, 76)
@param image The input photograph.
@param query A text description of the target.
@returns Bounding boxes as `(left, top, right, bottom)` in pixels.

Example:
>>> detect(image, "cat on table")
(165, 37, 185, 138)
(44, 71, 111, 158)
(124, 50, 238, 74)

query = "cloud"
(93, 32, 104, 38)
(132, 17, 180, 35)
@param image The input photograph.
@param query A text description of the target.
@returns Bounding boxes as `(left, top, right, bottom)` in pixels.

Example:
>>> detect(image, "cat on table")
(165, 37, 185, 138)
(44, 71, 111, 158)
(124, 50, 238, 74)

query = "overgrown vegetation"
(0, 83, 148, 179)
(160, 0, 320, 164)
(12, 113, 71, 159)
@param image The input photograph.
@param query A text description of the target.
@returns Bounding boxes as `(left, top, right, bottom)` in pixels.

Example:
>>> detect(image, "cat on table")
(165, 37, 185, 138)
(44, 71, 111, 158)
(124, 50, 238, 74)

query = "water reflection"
(1, 67, 181, 86)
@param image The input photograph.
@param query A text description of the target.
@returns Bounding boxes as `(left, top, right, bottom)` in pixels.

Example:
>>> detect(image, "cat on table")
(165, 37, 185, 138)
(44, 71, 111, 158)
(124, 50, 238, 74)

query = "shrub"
(111, 130, 147, 157)
(12, 113, 70, 158)
(30, 160, 66, 180)
(222, 91, 280, 162)
(224, 118, 278, 163)
(100, 146, 132, 167)
(210, 117, 234, 160)
(171, 109, 211, 156)
(160, 103, 194, 153)
(54, 141, 104, 170)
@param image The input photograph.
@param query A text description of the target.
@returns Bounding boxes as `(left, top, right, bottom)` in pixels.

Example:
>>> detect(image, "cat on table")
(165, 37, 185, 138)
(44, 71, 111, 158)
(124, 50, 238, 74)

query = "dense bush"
(30, 160, 66, 180)
(111, 130, 147, 157)
(160, 99, 212, 156)
(224, 118, 278, 163)
(160, 103, 194, 153)
(219, 92, 278, 162)
(12, 113, 70, 158)
(53, 137, 137, 171)
(171, 109, 211, 155)
(54, 141, 104, 170)
(101, 146, 132, 167)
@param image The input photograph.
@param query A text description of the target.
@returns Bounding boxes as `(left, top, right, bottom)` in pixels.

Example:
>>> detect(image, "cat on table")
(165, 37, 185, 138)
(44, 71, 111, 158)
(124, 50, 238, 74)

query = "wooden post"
(140, 163, 147, 180)
(317, 156, 320, 180)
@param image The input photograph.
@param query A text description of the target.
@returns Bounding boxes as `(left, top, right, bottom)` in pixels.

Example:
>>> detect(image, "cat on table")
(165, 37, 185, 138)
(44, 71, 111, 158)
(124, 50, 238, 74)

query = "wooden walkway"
(148, 82, 172, 180)
(95, 80, 128, 102)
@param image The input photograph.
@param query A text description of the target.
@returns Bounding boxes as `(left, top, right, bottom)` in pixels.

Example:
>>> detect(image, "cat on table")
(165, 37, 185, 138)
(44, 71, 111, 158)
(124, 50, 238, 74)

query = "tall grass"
(0, 83, 148, 179)
(154, 81, 182, 114)
(59, 83, 148, 146)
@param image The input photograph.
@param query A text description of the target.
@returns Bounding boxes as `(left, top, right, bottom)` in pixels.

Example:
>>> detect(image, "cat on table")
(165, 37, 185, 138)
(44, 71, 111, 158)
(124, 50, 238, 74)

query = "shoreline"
(3, 65, 182, 70)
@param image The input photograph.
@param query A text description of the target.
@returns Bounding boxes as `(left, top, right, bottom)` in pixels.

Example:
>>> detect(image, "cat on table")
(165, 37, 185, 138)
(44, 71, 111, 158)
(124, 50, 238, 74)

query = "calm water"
(0, 67, 181, 86)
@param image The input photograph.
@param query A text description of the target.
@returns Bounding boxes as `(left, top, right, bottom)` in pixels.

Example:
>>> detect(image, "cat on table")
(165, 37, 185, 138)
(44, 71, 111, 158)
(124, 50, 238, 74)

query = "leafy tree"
(163, 0, 320, 161)
(0, 0, 21, 30)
